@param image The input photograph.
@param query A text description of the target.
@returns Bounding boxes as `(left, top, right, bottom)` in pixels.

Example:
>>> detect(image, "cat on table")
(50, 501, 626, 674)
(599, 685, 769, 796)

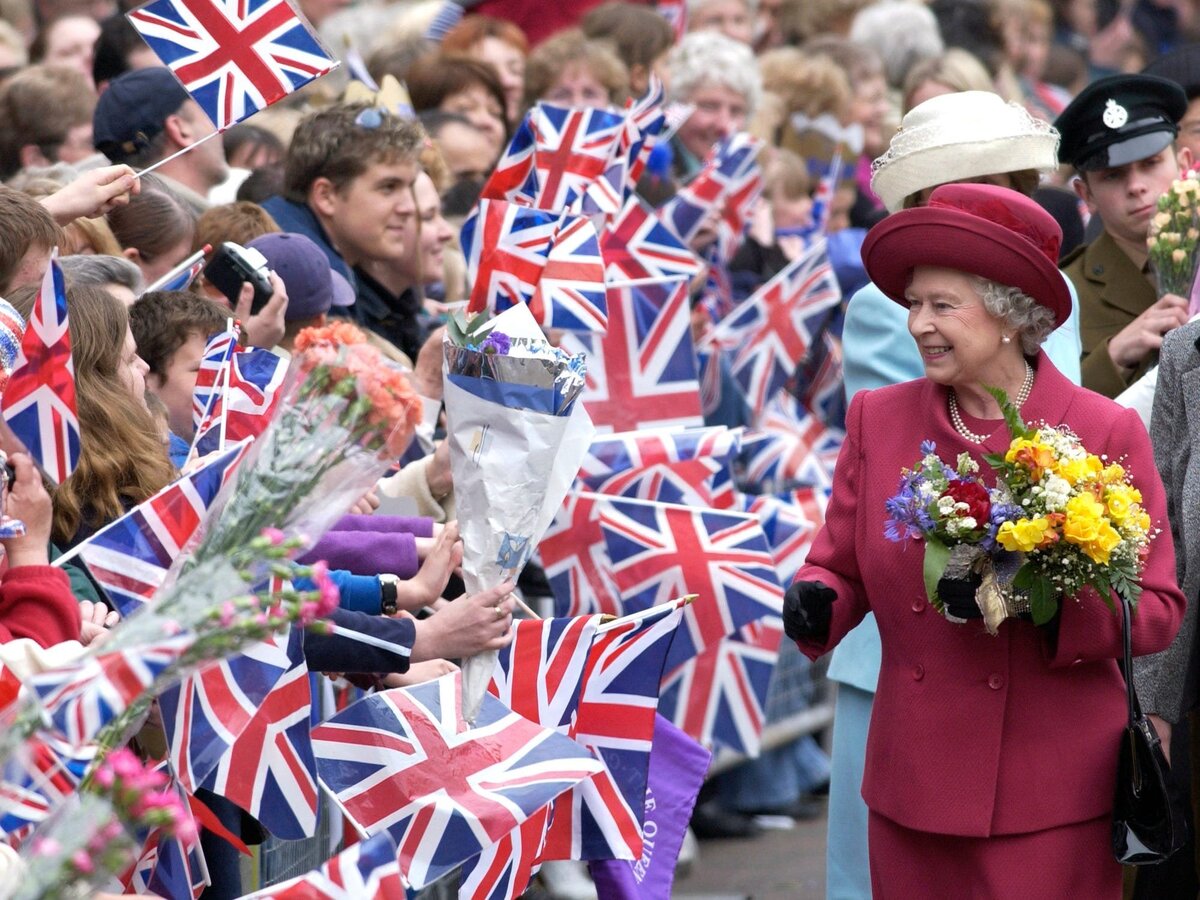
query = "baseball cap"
(93, 67, 192, 163)
(248, 232, 355, 320)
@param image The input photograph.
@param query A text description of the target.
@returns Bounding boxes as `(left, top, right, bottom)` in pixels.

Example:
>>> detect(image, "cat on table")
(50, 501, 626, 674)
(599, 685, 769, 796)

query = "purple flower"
(920, 440, 936, 455)
(481, 331, 511, 356)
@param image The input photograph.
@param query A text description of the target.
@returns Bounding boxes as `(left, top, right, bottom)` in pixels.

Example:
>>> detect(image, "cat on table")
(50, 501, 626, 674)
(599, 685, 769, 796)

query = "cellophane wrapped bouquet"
(442, 303, 594, 721)
(886, 391, 1155, 633)
(184, 321, 421, 571)
(11, 750, 194, 900)
(1147, 175, 1200, 307)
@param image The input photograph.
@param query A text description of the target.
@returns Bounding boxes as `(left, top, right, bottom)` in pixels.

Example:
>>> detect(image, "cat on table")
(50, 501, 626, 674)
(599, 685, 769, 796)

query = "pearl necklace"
(947, 361, 1034, 444)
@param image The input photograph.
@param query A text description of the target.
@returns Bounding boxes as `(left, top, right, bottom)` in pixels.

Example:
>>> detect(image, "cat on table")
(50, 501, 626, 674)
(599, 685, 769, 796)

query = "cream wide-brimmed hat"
(870, 91, 1061, 213)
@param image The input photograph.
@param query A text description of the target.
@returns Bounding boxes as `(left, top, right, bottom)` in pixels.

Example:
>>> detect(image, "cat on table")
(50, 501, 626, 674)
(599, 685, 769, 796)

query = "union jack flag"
(460, 200, 557, 317)
(61, 441, 249, 615)
(143, 246, 209, 294)
(528, 214, 608, 333)
(656, 0, 687, 41)
(600, 196, 701, 286)
(311, 673, 603, 890)
(659, 615, 783, 755)
(804, 152, 844, 240)
(530, 104, 626, 211)
(658, 133, 762, 245)
(788, 324, 846, 429)
(457, 615, 601, 899)
(735, 488, 828, 585)
(595, 494, 783, 671)
(540, 492, 624, 619)
(479, 115, 538, 205)
(197, 628, 317, 839)
(0, 736, 92, 838)
(710, 239, 842, 421)
(3, 255, 78, 485)
(29, 636, 192, 747)
(488, 615, 600, 732)
(191, 325, 238, 436)
(458, 820, 546, 900)
(193, 347, 289, 457)
(740, 392, 844, 492)
(160, 629, 299, 794)
(127, 0, 338, 132)
(577, 425, 740, 510)
(124, 774, 208, 898)
(540, 601, 685, 862)
(559, 279, 703, 433)
(250, 829, 409, 898)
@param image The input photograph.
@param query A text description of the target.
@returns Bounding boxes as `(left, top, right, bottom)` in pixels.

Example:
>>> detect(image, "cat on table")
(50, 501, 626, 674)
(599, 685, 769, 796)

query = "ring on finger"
(494, 605, 505, 619)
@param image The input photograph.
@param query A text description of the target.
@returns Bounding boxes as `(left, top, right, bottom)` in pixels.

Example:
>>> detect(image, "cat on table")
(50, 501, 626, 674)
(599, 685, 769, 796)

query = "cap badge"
(1103, 98, 1129, 130)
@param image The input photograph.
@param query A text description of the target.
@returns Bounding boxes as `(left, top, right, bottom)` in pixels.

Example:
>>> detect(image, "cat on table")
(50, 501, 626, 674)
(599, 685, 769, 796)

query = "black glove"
(937, 573, 983, 620)
(784, 580, 836, 642)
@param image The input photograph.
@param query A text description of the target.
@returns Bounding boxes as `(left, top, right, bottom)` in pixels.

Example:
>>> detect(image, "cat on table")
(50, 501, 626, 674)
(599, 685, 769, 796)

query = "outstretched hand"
(409, 580, 515, 661)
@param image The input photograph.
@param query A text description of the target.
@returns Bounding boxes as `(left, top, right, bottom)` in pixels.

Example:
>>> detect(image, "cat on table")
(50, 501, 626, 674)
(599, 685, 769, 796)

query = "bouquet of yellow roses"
(979, 390, 1154, 629)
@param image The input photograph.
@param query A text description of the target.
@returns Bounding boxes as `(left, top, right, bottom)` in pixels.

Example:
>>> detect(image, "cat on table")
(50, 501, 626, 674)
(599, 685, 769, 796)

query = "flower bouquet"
(886, 391, 1155, 633)
(180, 321, 421, 577)
(11, 749, 195, 900)
(443, 302, 594, 720)
(1147, 175, 1200, 309)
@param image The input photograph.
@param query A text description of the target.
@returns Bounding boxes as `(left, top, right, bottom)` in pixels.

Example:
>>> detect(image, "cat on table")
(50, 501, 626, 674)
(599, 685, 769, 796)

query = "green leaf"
(984, 384, 1032, 439)
(1028, 577, 1056, 625)
(923, 538, 950, 611)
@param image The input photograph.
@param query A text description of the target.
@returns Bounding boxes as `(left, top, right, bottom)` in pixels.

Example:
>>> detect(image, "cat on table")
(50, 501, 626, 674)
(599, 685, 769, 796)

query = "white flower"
(960, 516, 977, 530)
(937, 495, 956, 515)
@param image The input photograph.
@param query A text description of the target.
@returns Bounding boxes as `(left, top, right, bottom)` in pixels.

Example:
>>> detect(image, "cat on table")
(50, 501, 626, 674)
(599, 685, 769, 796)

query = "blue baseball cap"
(248, 232, 355, 320)
(93, 67, 191, 163)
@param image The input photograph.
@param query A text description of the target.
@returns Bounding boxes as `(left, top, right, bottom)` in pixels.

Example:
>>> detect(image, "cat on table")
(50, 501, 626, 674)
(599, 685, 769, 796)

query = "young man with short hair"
(1056, 73, 1193, 398)
(261, 103, 424, 288)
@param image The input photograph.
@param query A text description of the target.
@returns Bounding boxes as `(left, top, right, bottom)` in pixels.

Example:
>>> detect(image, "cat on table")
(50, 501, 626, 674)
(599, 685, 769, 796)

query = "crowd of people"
(2, 0, 1200, 897)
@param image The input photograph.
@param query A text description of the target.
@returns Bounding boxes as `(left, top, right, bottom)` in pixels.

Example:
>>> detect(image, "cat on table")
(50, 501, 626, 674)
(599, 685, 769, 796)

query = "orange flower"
(293, 320, 368, 353)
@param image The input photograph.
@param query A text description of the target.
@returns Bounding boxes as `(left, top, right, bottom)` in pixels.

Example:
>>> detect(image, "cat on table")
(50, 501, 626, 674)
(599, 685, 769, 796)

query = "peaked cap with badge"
(1054, 73, 1187, 171)
(1056, 74, 1188, 398)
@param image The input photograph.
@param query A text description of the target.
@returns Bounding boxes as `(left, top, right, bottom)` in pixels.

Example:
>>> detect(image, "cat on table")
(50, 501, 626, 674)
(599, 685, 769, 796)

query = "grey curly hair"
(972, 276, 1056, 356)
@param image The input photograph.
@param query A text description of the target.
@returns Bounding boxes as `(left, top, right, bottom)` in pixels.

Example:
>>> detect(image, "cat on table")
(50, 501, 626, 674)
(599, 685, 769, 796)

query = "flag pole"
(134, 129, 225, 179)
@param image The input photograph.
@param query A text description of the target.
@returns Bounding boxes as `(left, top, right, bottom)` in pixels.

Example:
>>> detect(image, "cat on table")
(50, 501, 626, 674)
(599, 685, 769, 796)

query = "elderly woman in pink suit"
(787, 182, 1185, 899)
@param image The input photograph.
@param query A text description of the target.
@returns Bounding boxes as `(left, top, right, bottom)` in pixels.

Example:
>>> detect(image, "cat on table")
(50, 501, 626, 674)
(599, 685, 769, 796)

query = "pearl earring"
(1002, 335, 1011, 344)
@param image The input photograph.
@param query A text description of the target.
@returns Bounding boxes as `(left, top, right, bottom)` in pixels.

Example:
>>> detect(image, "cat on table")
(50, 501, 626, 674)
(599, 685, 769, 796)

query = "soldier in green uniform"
(1055, 74, 1193, 398)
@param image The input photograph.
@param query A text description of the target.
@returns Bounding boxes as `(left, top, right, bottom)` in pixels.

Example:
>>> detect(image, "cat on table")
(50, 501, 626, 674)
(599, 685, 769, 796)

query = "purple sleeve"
(334, 514, 434, 537)
(300, 531, 420, 579)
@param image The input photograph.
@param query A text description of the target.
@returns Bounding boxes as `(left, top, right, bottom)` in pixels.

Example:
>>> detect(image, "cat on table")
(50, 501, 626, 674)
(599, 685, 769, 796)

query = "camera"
(203, 242, 274, 315)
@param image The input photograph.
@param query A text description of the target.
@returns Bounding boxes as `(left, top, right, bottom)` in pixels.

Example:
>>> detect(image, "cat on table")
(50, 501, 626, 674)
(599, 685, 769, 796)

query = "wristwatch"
(379, 573, 400, 616)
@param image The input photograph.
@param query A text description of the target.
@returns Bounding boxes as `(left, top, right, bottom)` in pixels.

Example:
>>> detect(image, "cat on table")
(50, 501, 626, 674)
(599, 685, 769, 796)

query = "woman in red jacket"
(787, 183, 1185, 898)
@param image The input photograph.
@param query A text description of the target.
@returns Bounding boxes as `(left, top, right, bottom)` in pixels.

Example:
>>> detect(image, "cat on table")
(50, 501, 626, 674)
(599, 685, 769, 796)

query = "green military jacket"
(1061, 230, 1158, 398)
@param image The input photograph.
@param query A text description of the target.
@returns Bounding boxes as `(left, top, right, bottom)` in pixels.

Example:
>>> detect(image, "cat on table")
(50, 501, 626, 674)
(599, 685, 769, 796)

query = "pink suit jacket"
(796, 354, 1185, 837)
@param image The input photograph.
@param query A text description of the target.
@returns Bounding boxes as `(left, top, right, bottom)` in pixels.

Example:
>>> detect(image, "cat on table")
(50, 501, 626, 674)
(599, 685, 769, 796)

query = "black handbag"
(1112, 596, 1187, 865)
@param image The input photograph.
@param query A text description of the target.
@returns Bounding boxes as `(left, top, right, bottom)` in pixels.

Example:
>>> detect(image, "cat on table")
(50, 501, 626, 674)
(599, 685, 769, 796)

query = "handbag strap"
(1117, 595, 1140, 729)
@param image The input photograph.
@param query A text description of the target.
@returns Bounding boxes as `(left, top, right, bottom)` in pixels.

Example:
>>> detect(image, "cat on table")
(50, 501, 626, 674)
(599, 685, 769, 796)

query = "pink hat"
(860, 183, 1071, 329)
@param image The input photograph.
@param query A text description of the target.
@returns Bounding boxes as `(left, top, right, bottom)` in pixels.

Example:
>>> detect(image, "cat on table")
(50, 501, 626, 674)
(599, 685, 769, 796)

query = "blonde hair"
(523, 28, 629, 108)
(64, 217, 122, 256)
(902, 49, 995, 112)
(9, 283, 175, 544)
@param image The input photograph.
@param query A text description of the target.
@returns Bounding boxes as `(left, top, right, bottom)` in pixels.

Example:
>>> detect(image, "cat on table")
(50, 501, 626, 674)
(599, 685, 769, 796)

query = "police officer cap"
(1054, 73, 1186, 171)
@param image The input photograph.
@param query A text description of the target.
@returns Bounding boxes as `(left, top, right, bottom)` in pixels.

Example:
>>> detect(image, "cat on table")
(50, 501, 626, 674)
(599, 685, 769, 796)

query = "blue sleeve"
(168, 432, 190, 468)
(1040, 275, 1082, 386)
(294, 570, 380, 615)
(303, 608, 414, 674)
